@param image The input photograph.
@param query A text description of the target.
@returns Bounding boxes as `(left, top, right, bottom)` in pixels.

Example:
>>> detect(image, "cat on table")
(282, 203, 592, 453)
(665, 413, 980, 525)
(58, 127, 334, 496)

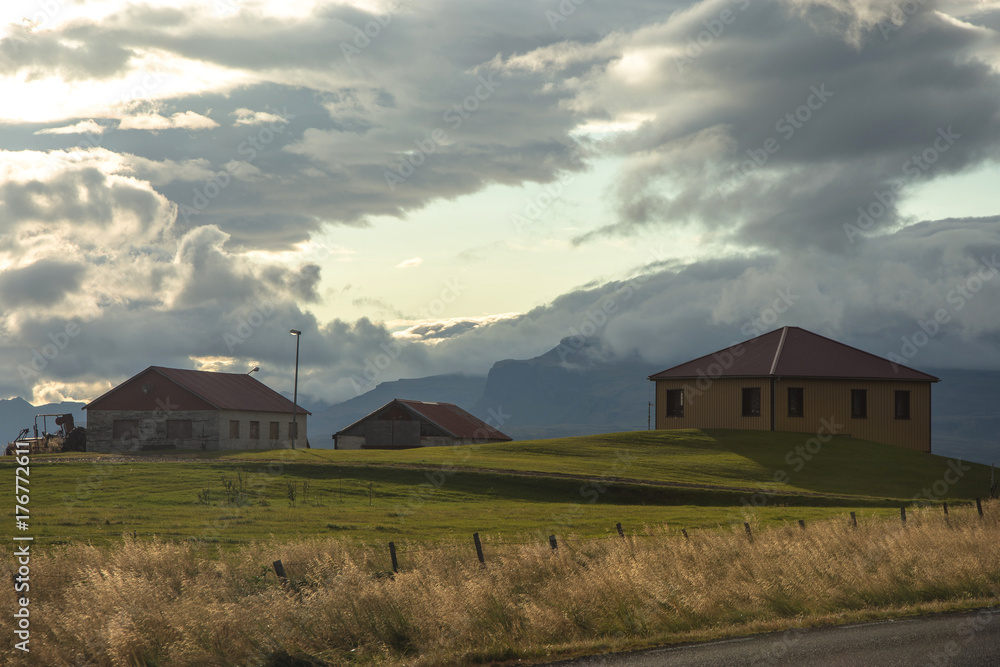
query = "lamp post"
(247, 366, 260, 376)
(289, 330, 301, 449)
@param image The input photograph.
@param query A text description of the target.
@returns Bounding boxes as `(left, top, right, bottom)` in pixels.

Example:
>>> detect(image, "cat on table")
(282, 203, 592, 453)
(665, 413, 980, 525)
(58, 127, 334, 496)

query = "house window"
(229, 420, 240, 439)
(166, 420, 192, 439)
(666, 389, 684, 417)
(787, 388, 804, 417)
(851, 389, 867, 419)
(269, 421, 279, 439)
(112, 419, 140, 440)
(249, 421, 260, 440)
(741, 387, 761, 417)
(895, 390, 911, 420)
(288, 421, 299, 439)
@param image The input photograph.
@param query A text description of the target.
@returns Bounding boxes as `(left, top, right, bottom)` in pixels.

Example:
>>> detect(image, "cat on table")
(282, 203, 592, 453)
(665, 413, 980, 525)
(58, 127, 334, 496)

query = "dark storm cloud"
(550, 0, 1000, 251)
(0, 260, 86, 308)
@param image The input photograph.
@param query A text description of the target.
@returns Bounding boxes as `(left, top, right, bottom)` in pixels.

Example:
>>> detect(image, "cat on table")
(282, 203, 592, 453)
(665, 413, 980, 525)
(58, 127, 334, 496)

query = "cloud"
(395, 257, 422, 269)
(0, 259, 86, 308)
(34, 120, 106, 135)
(232, 108, 288, 126)
(118, 111, 219, 130)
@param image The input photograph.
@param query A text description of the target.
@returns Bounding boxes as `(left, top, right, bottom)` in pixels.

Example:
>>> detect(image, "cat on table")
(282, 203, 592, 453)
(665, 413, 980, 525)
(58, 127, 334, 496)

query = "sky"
(1, 0, 1000, 407)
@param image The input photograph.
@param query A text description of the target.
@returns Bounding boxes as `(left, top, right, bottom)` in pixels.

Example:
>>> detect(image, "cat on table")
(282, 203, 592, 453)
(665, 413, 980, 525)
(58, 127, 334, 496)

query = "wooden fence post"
(473, 532, 485, 567)
(744, 522, 753, 541)
(850, 511, 857, 529)
(616, 522, 625, 538)
(389, 542, 398, 573)
(943, 502, 949, 523)
(900, 507, 907, 527)
(272, 559, 288, 586)
(548, 535, 558, 550)
(976, 498, 984, 518)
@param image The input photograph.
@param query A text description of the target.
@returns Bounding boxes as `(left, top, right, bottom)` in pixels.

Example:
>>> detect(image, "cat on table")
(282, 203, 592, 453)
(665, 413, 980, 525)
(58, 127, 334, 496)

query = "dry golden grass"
(3, 503, 999, 666)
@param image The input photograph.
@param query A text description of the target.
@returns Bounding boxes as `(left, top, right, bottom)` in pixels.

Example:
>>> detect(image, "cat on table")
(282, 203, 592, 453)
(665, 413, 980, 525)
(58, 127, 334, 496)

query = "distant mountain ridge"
(5, 346, 996, 466)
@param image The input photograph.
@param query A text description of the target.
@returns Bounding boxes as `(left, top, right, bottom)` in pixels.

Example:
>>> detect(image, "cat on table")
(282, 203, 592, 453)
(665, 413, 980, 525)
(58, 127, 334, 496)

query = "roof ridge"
(769, 326, 789, 376)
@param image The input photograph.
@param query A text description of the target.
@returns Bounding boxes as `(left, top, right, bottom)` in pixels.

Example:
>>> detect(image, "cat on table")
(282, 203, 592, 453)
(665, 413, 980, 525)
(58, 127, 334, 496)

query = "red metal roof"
(85, 366, 310, 414)
(335, 399, 511, 441)
(649, 327, 939, 382)
(396, 399, 511, 440)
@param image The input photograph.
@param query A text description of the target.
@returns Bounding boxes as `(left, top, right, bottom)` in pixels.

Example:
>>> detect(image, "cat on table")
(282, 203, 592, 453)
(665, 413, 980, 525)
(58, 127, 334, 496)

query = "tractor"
(5, 413, 86, 455)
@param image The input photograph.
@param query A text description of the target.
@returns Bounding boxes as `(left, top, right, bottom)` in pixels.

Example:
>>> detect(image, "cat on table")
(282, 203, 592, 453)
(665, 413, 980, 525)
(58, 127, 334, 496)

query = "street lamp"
(289, 330, 301, 449)
(247, 366, 260, 376)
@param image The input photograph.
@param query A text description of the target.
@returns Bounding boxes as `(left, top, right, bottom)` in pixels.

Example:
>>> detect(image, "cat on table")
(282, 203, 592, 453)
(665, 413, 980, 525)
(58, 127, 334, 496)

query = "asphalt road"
(546, 608, 1000, 666)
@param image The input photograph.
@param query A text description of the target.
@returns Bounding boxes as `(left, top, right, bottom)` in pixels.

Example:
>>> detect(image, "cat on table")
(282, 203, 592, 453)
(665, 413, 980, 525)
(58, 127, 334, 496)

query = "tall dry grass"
(3, 504, 999, 666)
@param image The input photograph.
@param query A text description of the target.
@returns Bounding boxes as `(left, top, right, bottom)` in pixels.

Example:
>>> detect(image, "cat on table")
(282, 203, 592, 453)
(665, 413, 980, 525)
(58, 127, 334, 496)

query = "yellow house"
(649, 327, 939, 452)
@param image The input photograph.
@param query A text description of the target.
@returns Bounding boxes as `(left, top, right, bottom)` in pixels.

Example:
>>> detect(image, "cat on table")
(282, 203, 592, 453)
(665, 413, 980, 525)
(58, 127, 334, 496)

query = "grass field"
(3, 507, 999, 666)
(2, 429, 993, 547)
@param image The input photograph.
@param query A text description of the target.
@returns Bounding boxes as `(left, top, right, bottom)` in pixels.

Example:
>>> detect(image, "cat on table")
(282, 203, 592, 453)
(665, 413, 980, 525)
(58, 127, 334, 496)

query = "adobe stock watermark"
(384, 73, 501, 191)
(877, 0, 929, 41)
(17, 321, 82, 387)
(717, 84, 834, 200)
(349, 278, 466, 394)
(5, 0, 67, 54)
(340, 1, 407, 63)
(911, 460, 972, 506)
(223, 299, 276, 353)
(511, 172, 576, 233)
(178, 107, 297, 223)
(733, 417, 844, 518)
(845, 126, 960, 243)
(548, 449, 634, 531)
(674, 0, 751, 73)
(545, 0, 588, 30)
(679, 286, 798, 404)
(391, 406, 513, 522)
(887, 254, 998, 371)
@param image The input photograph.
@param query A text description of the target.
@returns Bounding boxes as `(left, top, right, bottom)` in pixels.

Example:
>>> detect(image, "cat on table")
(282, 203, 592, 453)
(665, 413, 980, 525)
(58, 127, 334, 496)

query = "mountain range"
(3, 339, 997, 466)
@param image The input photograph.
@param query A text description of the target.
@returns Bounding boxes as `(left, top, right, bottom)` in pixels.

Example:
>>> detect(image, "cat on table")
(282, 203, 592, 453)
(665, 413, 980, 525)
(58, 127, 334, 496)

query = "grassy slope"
(5, 429, 992, 546)
(237, 428, 994, 499)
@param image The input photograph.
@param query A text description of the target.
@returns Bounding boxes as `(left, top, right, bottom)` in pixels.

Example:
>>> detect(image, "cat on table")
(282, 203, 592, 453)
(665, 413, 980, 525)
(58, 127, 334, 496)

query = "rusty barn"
(85, 366, 309, 452)
(333, 399, 511, 449)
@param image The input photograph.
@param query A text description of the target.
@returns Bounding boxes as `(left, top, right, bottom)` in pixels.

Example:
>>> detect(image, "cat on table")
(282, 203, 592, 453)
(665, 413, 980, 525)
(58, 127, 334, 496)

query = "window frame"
(269, 421, 279, 440)
(229, 420, 240, 439)
(741, 387, 762, 417)
(249, 421, 260, 440)
(894, 390, 911, 420)
(665, 389, 684, 417)
(851, 389, 867, 419)
(787, 387, 804, 418)
(166, 419, 193, 439)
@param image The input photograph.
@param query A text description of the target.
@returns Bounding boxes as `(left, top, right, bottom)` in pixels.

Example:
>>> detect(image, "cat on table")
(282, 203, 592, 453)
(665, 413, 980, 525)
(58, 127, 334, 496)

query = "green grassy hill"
(6, 429, 993, 546)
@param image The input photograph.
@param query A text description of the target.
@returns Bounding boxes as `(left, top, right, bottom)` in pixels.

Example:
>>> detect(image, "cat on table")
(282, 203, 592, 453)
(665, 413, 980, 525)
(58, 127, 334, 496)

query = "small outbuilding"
(84, 366, 309, 452)
(333, 399, 512, 449)
(649, 326, 939, 452)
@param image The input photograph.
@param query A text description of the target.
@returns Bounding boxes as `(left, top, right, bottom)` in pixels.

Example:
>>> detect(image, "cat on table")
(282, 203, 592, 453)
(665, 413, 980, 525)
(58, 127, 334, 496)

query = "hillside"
(304, 428, 995, 501)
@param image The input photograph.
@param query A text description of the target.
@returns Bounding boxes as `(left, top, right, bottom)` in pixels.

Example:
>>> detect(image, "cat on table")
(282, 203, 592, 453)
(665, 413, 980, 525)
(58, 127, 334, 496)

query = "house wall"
(87, 409, 217, 452)
(87, 409, 308, 451)
(654, 377, 932, 452)
(217, 410, 308, 450)
(655, 377, 773, 432)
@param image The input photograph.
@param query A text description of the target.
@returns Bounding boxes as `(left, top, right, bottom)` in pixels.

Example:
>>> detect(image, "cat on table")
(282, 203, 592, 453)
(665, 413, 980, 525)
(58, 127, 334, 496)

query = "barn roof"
(649, 326, 939, 382)
(85, 366, 310, 414)
(335, 399, 511, 441)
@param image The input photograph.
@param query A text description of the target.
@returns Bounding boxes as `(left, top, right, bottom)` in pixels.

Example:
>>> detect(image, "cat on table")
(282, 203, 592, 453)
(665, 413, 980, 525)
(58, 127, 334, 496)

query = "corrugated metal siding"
(771, 378, 930, 452)
(654, 377, 931, 452)
(655, 378, 772, 432)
